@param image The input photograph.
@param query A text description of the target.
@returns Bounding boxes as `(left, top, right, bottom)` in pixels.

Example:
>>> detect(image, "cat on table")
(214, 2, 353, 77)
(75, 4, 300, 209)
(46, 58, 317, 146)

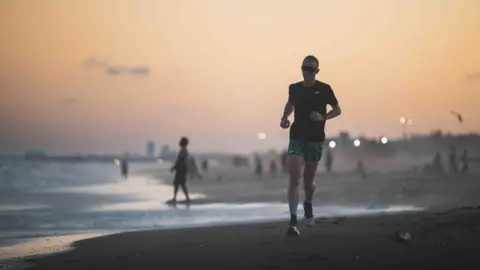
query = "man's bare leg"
(303, 162, 318, 226)
(303, 162, 318, 202)
(173, 182, 179, 202)
(287, 155, 303, 227)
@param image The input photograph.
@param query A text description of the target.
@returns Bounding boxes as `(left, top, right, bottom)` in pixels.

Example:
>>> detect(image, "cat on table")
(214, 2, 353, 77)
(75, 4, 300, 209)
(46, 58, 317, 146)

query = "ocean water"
(0, 159, 423, 248)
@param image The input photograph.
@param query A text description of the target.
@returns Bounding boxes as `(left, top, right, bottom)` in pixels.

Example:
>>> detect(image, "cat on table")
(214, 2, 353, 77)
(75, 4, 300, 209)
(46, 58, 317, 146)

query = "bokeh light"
(329, 141, 336, 148)
(353, 139, 361, 147)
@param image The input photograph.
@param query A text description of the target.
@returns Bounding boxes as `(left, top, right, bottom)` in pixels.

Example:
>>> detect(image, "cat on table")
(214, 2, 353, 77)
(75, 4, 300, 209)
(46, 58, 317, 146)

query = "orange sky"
(1, 0, 479, 154)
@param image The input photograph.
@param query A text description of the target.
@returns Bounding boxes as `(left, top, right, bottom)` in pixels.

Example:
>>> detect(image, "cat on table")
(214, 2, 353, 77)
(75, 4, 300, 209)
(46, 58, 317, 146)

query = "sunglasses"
(301, 66, 318, 72)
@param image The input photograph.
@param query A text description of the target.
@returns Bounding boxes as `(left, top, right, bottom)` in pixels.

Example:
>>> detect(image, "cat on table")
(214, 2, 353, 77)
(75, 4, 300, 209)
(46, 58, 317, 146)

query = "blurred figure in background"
(460, 149, 469, 173)
(188, 156, 203, 180)
(448, 145, 459, 174)
(357, 159, 367, 180)
(325, 149, 334, 174)
(281, 150, 288, 174)
(170, 137, 191, 203)
(254, 153, 263, 177)
(432, 152, 444, 175)
(120, 159, 129, 179)
(201, 159, 209, 173)
(269, 159, 278, 177)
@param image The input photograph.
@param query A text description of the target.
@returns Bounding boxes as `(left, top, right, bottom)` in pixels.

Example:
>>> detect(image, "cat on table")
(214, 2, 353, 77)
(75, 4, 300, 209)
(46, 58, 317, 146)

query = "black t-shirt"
(288, 80, 338, 142)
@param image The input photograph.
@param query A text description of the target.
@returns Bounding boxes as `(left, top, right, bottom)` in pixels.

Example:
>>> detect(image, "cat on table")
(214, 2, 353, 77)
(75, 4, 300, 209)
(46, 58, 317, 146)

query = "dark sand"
(24, 206, 480, 270)
(4, 163, 480, 269)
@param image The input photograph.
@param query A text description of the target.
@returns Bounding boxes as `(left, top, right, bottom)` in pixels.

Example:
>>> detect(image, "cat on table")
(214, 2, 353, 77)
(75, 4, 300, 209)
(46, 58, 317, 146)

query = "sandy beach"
(145, 163, 480, 209)
(2, 163, 480, 269)
(17, 205, 480, 270)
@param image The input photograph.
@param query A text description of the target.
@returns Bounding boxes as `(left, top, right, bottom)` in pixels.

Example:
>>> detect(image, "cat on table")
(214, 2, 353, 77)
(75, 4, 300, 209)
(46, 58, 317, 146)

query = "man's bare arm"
(282, 102, 294, 119)
(170, 155, 179, 171)
(326, 104, 341, 120)
(170, 149, 187, 171)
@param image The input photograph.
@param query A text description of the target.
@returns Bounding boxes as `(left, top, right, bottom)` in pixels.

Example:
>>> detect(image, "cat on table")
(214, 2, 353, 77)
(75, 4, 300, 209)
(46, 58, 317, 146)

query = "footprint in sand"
(309, 254, 329, 261)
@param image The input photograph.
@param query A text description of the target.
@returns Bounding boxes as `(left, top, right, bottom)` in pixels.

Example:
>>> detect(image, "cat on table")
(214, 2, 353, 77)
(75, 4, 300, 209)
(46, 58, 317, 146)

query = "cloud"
(83, 57, 107, 68)
(62, 98, 79, 106)
(466, 72, 480, 83)
(82, 57, 150, 77)
(105, 66, 150, 76)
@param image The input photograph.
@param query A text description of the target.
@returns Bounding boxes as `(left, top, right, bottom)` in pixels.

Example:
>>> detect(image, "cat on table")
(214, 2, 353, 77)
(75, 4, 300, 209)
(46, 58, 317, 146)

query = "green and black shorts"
(287, 139, 324, 163)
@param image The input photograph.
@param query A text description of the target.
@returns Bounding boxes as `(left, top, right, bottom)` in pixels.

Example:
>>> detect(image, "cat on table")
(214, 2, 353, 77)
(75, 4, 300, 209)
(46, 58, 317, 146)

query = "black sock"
(304, 201, 313, 218)
(290, 214, 297, 226)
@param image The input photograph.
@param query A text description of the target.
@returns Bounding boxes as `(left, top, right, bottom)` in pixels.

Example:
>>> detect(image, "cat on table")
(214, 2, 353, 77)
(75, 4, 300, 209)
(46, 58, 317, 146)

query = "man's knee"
(303, 162, 318, 184)
(289, 178, 300, 189)
(288, 169, 301, 190)
(304, 182, 315, 192)
(289, 174, 301, 190)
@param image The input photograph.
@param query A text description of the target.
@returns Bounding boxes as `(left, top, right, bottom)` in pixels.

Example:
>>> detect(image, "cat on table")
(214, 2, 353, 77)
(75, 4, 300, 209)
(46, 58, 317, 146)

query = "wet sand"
(148, 164, 480, 209)
(3, 163, 480, 269)
(0, 233, 107, 261)
(20, 206, 480, 270)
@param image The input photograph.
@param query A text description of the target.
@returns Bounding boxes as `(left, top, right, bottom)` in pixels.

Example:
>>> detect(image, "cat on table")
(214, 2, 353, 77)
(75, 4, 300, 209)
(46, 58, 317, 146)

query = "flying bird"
(450, 110, 463, 123)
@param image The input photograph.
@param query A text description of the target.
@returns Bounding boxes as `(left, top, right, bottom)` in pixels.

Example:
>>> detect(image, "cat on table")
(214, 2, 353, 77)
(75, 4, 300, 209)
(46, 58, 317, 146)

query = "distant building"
(159, 144, 170, 158)
(146, 141, 155, 157)
(25, 150, 46, 160)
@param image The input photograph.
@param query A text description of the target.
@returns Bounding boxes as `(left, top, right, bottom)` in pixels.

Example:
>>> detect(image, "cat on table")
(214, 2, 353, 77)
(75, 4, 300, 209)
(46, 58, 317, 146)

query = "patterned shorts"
(287, 139, 324, 163)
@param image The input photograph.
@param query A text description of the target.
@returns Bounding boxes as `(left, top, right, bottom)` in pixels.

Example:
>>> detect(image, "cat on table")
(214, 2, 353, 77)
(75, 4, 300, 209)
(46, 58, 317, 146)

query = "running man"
(280, 55, 342, 236)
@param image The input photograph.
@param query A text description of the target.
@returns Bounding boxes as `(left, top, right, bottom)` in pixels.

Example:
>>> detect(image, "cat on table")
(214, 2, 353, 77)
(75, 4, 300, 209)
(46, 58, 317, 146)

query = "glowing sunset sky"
(1, 0, 479, 154)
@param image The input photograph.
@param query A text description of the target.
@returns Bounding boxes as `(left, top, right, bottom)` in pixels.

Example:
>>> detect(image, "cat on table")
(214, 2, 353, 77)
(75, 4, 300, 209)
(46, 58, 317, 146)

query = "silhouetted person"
(461, 149, 469, 173)
(279, 55, 342, 236)
(170, 137, 191, 203)
(448, 145, 458, 174)
(254, 154, 263, 177)
(357, 159, 366, 180)
(269, 159, 278, 177)
(120, 159, 129, 178)
(188, 156, 202, 180)
(325, 149, 334, 173)
(281, 151, 288, 174)
(432, 152, 444, 175)
(201, 159, 209, 172)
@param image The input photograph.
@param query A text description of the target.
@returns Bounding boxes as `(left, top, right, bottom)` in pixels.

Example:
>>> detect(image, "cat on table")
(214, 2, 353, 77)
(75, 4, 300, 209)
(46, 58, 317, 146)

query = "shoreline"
(13, 205, 480, 270)
(0, 233, 108, 269)
(3, 168, 480, 265)
(3, 164, 480, 268)
(0, 201, 425, 262)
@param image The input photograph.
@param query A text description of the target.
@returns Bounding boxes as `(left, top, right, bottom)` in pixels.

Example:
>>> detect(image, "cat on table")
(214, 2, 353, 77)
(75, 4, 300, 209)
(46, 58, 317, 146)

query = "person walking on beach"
(201, 159, 209, 172)
(325, 148, 334, 173)
(170, 137, 191, 203)
(448, 144, 459, 174)
(460, 149, 469, 174)
(280, 55, 342, 236)
(254, 153, 263, 177)
(432, 152, 444, 175)
(281, 150, 288, 174)
(269, 159, 278, 177)
(120, 159, 129, 179)
(356, 159, 367, 180)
